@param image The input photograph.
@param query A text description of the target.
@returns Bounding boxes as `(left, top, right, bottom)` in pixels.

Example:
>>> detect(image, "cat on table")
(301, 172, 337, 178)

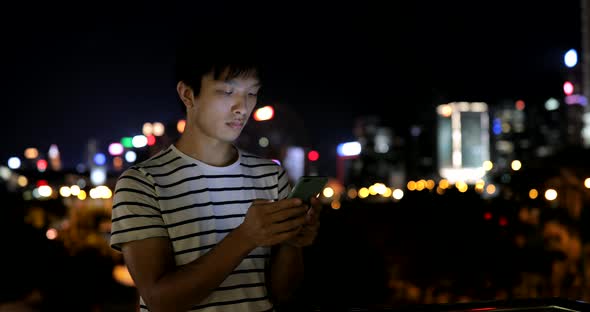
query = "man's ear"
(176, 81, 195, 110)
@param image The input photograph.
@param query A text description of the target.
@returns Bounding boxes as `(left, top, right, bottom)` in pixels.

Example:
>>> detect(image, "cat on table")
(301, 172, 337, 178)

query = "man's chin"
(221, 134, 240, 143)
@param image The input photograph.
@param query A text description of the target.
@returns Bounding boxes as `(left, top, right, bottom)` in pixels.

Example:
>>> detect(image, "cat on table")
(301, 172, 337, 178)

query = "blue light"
(492, 118, 502, 135)
(94, 153, 106, 166)
(564, 49, 578, 68)
(7, 157, 21, 169)
(337, 141, 361, 157)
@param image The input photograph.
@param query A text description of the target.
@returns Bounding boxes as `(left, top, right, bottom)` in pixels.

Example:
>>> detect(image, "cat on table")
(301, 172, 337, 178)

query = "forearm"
(148, 227, 254, 312)
(269, 244, 304, 304)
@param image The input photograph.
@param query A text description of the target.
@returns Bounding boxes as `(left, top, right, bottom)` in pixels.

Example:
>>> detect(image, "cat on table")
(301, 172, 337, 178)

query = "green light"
(121, 137, 133, 148)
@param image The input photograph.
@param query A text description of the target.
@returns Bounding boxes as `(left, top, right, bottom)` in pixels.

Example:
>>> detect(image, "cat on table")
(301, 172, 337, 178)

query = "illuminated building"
(436, 102, 490, 184)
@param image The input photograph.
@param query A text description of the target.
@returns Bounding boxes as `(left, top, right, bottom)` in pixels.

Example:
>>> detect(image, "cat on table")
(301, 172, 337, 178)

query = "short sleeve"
(110, 168, 168, 251)
(277, 166, 292, 200)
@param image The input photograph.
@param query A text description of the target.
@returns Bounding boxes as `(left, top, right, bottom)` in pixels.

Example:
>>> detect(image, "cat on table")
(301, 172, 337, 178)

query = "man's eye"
(218, 90, 233, 95)
(248, 93, 258, 97)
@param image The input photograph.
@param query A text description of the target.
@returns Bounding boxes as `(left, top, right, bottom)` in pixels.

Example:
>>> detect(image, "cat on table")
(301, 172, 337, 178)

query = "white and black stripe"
(111, 145, 289, 312)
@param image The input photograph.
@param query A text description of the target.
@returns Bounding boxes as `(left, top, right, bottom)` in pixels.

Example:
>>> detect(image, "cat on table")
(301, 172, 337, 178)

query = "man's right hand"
(237, 198, 308, 248)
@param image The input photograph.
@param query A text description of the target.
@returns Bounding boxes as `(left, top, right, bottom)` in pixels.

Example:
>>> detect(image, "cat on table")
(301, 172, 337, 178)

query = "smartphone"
(287, 176, 329, 204)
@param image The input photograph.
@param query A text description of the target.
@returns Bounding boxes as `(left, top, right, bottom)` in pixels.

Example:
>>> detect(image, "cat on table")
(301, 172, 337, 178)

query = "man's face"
(189, 69, 260, 143)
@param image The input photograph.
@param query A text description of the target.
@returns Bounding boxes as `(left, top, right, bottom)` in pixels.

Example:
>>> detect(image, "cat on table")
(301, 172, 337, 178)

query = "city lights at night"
(1, 1, 590, 311)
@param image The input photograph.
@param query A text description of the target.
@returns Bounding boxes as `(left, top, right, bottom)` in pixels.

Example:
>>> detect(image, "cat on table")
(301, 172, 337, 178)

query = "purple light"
(565, 94, 588, 106)
(108, 143, 124, 156)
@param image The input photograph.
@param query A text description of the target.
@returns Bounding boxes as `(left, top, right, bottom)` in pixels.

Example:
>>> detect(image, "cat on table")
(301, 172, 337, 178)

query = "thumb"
(252, 199, 274, 205)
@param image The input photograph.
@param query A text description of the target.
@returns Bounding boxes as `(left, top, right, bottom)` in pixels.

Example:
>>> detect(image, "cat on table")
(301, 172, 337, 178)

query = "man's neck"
(175, 129, 238, 167)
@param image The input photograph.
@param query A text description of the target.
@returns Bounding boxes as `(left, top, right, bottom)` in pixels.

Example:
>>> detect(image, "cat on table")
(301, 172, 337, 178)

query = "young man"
(110, 37, 321, 312)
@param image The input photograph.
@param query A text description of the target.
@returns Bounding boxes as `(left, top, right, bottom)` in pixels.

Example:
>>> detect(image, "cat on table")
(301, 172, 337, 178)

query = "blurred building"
(436, 102, 490, 184)
(523, 95, 588, 161)
(344, 116, 405, 188)
(406, 120, 437, 181)
(564, 101, 586, 147)
(489, 99, 532, 172)
(486, 95, 590, 175)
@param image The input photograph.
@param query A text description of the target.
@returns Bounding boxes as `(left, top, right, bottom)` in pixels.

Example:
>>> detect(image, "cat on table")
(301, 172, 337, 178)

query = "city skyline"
(0, 1, 583, 172)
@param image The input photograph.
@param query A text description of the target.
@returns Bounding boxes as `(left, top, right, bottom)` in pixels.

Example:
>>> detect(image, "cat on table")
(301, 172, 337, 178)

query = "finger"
(251, 199, 274, 212)
(305, 212, 314, 224)
(271, 198, 303, 212)
(287, 234, 310, 248)
(252, 199, 274, 205)
(269, 230, 301, 246)
(306, 221, 320, 232)
(306, 205, 321, 224)
(271, 215, 306, 234)
(305, 208, 313, 223)
(309, 197, 323, 213)
(297, 227, 318, 245)
(270, 206, 308, 223)
(299, 222, 319, 235)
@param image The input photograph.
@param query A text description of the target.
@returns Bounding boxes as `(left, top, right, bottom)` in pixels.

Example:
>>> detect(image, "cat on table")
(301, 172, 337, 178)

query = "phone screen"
(287, 176, 328, 202)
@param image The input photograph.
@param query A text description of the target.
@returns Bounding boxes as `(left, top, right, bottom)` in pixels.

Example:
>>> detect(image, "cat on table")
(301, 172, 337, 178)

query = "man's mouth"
(226, 121, 244, 129)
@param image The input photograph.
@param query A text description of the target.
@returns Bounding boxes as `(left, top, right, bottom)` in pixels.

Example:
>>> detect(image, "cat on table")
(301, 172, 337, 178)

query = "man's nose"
(231, 94, 248, 114)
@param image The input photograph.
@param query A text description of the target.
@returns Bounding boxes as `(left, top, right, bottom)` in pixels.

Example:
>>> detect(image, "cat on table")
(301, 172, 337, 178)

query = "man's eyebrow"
(222, 80, 261, 88)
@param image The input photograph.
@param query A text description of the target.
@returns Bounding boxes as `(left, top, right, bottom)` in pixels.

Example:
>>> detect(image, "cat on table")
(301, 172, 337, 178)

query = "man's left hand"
(283, 197, 322, 248)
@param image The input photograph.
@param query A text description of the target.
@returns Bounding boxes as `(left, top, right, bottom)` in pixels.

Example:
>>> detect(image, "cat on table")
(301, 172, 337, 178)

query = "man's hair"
(174, 33, 263, 99)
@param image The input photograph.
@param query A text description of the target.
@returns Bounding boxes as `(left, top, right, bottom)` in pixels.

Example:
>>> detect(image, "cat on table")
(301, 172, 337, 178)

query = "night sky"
(0, 1, 582, 172)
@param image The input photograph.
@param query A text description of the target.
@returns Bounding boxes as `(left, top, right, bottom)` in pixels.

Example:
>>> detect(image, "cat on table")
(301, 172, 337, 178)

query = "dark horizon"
(0, 1, 583, 173)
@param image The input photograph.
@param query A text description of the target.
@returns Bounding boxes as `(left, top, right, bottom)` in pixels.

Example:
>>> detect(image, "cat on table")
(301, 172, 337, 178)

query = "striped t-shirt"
(110, 144, 292, 312)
